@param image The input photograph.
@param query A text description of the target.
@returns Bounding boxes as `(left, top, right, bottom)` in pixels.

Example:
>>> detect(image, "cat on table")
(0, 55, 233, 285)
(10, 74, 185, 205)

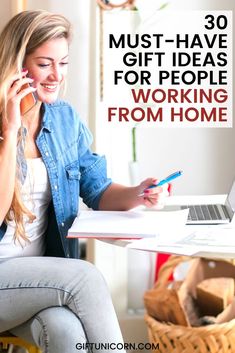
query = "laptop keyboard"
(181, 204, 230, 221)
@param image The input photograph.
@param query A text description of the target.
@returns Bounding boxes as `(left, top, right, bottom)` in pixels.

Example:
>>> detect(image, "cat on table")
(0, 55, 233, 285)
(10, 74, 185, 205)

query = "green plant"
(159, 2, 169, 10)
(132, 125, 137, 162)
(132, 2, 169, 11)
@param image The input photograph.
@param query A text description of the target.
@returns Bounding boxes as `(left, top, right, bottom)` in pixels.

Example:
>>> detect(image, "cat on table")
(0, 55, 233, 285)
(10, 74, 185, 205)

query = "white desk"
(165, 194, 227, 207)
(104, 194, 235, 260)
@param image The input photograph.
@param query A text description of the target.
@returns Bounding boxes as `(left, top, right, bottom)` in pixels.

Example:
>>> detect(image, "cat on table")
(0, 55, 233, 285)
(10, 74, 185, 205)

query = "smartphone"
(20, 83, 37, 115)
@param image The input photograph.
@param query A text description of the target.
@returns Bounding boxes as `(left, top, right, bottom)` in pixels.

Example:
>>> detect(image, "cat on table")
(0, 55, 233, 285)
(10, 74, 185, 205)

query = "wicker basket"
(144, 255, 235, 353)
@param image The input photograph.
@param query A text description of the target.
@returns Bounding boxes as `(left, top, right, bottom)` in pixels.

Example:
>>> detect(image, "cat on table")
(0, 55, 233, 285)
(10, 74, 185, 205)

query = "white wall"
(137, 0, 235, 196)
(101, 0, 235, 197)
(0, 1, 12, 30)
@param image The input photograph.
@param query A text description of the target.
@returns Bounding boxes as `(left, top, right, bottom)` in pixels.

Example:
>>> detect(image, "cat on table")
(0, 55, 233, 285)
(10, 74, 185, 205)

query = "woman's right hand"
(2, 69, 36, 136)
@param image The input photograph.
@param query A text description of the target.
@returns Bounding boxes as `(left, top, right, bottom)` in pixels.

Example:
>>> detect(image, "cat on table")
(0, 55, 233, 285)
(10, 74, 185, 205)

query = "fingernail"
(22, 68, 28, 72)
(144, 189, 150, 194)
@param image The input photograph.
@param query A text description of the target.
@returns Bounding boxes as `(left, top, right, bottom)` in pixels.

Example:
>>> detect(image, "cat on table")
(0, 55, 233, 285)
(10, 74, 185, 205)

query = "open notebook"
(67, 209, 188, 239)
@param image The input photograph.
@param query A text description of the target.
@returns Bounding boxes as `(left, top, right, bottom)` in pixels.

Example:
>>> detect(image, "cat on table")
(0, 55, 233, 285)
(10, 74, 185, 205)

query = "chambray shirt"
(0, 101, 112, 258)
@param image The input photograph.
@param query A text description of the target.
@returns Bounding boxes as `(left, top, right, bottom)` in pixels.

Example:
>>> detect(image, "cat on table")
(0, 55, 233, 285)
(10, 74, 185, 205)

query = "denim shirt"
(0, 100, 112, 258)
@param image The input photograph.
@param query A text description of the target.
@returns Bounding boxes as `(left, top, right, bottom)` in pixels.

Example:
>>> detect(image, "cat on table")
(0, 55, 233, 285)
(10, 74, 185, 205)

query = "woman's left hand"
(137, 178, 170, 209)
(99, 178, 171, 211)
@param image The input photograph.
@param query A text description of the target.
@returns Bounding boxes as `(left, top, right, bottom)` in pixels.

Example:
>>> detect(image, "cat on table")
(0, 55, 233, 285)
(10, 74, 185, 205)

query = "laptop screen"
(227, 180, 235, 212)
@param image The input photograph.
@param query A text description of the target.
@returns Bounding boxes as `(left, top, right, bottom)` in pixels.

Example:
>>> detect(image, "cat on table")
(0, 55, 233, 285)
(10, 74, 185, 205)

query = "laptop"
(167, 180, 235, 225)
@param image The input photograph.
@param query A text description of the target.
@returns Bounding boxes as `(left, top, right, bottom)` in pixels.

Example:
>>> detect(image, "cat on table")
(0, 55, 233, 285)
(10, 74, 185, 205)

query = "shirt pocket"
(65, 161, 81, 215)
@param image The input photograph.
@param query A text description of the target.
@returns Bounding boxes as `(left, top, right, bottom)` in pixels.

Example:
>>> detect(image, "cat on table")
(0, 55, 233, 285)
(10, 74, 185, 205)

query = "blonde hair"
(0, 10, 72, 242)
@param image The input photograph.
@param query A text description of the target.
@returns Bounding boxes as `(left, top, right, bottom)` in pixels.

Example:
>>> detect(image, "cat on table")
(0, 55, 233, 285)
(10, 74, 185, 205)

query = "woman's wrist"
(1, 127, 19, 141)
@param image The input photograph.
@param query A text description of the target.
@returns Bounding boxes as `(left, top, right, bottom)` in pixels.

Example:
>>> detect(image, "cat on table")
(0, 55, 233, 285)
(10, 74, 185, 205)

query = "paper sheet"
(127, 239, 197, 256)
(67, 209, 189, 239)
(126, 224, 235, 258)
(177, 225, 235, 247)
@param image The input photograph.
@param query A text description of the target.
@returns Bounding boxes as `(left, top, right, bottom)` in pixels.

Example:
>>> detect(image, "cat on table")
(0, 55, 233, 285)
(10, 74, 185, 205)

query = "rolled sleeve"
(79, 151, 112, 210)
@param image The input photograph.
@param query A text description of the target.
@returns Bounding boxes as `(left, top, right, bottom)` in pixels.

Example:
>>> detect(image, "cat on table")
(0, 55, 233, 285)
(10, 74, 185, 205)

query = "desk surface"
(165, 193, 227, 206)
(103, 194, 235, 260)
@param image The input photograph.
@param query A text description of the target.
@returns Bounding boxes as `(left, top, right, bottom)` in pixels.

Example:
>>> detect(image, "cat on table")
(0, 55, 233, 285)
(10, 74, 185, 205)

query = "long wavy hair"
(0, 10, 72, 242)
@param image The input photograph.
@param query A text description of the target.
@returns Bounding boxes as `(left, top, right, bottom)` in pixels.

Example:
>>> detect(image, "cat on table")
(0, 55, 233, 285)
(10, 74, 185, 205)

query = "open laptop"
(167, 180, 235, 225)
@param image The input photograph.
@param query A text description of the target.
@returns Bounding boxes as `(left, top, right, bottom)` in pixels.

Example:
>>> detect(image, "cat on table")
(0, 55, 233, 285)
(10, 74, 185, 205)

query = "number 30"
(205, 14, 228, 30)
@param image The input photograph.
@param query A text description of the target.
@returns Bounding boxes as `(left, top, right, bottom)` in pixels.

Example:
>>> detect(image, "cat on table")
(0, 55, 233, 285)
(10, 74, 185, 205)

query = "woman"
(0, 10, 167, 353)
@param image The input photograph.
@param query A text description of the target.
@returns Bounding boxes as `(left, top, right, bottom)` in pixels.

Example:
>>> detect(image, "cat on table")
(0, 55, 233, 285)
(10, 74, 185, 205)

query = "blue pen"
(139, 170, 183, 196)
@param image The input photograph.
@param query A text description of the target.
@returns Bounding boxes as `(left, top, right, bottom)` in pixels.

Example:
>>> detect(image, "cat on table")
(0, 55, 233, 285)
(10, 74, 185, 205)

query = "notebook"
(67, 209, 188, 239)
(168, 180, 235, 225)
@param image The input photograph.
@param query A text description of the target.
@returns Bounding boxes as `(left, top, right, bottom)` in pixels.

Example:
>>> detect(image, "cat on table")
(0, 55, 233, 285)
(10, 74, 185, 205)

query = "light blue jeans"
(0, 257, 126, 353)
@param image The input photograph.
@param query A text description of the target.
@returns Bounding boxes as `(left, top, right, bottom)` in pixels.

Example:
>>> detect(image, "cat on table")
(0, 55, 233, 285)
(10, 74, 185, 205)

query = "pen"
(139, 170, 183, 196)
(154, 170, 183, 187)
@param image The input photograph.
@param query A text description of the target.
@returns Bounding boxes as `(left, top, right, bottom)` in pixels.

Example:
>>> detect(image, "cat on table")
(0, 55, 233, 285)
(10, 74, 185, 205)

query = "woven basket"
(144, 255, 235, 353)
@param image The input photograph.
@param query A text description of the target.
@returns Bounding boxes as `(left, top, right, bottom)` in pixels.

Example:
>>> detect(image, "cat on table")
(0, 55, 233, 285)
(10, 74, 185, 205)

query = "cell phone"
(20, 83, 37, 115)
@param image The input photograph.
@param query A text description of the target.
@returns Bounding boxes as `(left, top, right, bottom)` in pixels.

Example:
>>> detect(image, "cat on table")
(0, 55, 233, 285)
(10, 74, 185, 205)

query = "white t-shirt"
(0, 158, 51, 258)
